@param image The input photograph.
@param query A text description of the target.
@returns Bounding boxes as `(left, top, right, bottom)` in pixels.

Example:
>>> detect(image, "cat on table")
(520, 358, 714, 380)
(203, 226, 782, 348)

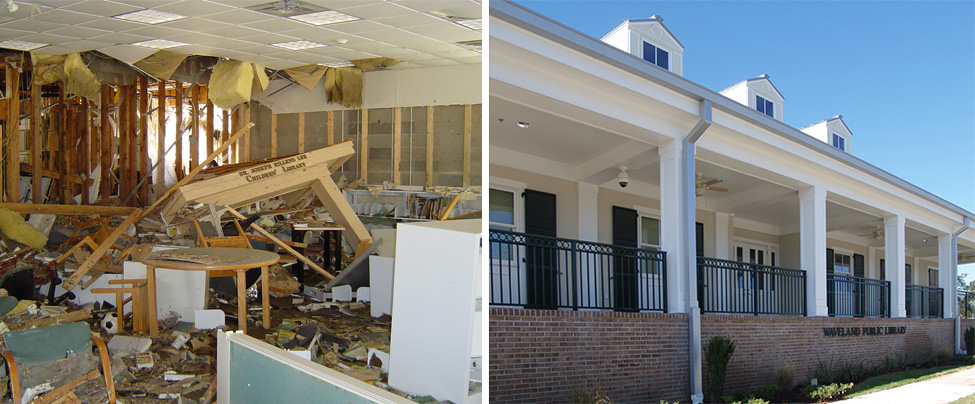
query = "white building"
(488, 1, 975, 402)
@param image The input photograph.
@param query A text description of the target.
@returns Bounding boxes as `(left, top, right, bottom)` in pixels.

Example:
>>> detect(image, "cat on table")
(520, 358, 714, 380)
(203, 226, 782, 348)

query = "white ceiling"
(0, 0, 481, 70)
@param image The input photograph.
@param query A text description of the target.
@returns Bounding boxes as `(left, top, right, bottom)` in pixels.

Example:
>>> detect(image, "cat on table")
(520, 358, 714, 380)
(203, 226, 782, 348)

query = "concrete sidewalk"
(838, 366, 975, 404)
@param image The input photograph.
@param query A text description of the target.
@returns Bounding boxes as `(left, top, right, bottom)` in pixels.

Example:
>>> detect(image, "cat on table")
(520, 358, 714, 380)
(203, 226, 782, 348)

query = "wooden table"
(138, 247, 280, 337)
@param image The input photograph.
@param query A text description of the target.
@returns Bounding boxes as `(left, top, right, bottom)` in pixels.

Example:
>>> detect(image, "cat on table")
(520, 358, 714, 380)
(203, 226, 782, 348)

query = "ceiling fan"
(859, 225, 884, 241)
(695, 173, 728, 196)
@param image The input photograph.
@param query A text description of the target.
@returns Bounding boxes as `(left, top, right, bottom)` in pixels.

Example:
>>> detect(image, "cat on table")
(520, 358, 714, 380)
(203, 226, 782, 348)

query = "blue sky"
(511, 0, 975, 280)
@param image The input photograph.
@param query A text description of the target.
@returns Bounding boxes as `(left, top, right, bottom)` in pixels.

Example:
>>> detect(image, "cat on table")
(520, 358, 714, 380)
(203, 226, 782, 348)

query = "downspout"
(684, 100, 711, 404)
(953, 217, 970, 354)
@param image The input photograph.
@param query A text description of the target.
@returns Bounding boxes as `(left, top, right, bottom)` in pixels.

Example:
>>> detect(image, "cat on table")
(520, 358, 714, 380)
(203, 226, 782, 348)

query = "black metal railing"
(959, 290, 975, 319)
(489, 230, 667, 311)
(827, 274, 890, 317)
(906, 284, 943, 318)
(697, 257, 806, 316)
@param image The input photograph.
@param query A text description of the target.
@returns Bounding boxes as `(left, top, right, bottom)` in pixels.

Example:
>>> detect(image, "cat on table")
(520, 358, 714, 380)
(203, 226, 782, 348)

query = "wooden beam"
(174, 82, 183, 177)
(126, 85, 138, 206)
(62, 208, 142, 291)
(56, 84, 65, 202)
(463, 104, 471, 188)
(227, 207, 333, 280)
(243, 104, 251, 162)
(137, 122, 253, 221)
(117, 88, 129, 203)
(5, 64, 20, 203)
(30, 77, 41, 204)
(99, 85, 112, 200)
(309, 177, 372, 258)
(65, 98, 78, 204)
(138, 76, 149, 205)
(425, 106, 434, 188)
(189, 84, 199, 171)
(230, 107, 239, 164)
(155, 81, 165, 193)
(19, 163, 86, 184)
(393, 107, 401, 186)
(270, 113, 277, 158)
(206, 98, 214, 158)
(297, 111, 305, 153)
(79, 98, 90, 205)
(326, 111, 334, 145)
(360, 109, 368, 183)
(222, 109, 230, 164)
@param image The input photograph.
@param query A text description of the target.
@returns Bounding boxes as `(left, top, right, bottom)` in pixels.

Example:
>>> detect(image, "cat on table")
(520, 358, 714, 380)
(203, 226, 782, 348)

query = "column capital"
(798, 185, 826, 201)
(658, 139, 683, 157)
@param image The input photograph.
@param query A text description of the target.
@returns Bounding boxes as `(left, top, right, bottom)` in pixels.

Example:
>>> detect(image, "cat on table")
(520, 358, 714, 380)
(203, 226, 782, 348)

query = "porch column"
(799, 186, 828, 316)
(885, 215, 906, 318)
(868, 247, 878, 279)
(659, 140, 686, 313)
(939, 233, 953, 318)
(715, 212, 732, 260)
(577, 182, 599, 242)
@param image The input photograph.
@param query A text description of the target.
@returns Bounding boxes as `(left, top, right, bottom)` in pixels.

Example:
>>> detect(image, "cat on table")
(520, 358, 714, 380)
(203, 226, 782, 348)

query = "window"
(906, 264, 913, 284)
(833, 252, 852, 275)
(756, 95, 774, 118)
(639, 216, 660, 250)
(489, 188, 515, 230)
(642, 41, 669, 70)
(929, 268, 939, 287)
(831, 133, 846, 151)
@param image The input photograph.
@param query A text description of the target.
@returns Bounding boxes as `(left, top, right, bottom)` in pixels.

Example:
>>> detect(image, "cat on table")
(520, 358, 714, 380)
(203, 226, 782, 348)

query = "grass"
(844, 364, 972, 398)
(950, 393, 975, 404)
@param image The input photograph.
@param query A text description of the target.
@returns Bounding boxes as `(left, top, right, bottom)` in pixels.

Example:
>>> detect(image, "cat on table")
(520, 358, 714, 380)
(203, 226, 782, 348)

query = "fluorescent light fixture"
(270, 40, 326, 50)
(0, 39, 47, 51)
(318, 61, 354, 68)
(131, 39, 187, 49)
(454, 18, 481, 31)
(289, 10, 359, 26)
(114, 9, 186, 24)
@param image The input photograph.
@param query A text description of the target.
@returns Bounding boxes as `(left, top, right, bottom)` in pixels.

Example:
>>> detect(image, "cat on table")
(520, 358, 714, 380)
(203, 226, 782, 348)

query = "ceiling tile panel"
(263, 60, 303, 70)
(31, 0, 87, 7)
(98, 44, 158, 63)
(393, 0, 480, 13)
(78, 17, 144, 32)
(62, 0, 143, 17)
(301, 0, 387, 9)
(405, 23, 479, 42)
(0, 19, 66, 33)
(108, 0, 182, 7)
(0, 27, 33, 38)
(336, 3, 415, 19)
(122, 25, 190, 38)
(200, 9, 274, 25)
(89, 32, 153, 45)
(58, 39, 115, 52)
(29, 9, 103, 25)
(373, 14, 442, 28)
(46, 25, 113, 39)
(153, 0, 236, 17)
(241, 17, 309, 33)
(238, 33, 302, 45)
(323, 20, 390, 34)
(20, 33, 81, 44)
(410, 42, 464, 54)
(159, 17, 232, 32)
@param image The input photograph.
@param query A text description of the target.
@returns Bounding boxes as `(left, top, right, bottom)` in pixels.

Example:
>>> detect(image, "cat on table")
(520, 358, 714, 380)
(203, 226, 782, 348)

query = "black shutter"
(524, 190, 556, 237)
(880, 259, 886, 280)
(612, 206, 639, 311)
(826, 249, 834, 274)
(853, 254, 865, 278)
(524, 190, 557, 309)
(696, 222, 705, 257)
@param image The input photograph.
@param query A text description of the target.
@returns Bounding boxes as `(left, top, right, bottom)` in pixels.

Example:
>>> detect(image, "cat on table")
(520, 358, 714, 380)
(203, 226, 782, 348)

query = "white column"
(577, 182, 599, 242)
(939, 234, 954, 318)
(659, 140, 686, 313)
(715, 212, 732, 260)
(800, 186, 828, 316)
(885, 215, 906, 318)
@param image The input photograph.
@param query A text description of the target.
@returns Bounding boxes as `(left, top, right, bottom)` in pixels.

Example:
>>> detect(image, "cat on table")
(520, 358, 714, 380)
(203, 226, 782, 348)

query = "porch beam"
(800, 185, 828, 316)
(713, 184, 792, 213)
(885, 214, 906, 318)
(575, 140, 654, 183)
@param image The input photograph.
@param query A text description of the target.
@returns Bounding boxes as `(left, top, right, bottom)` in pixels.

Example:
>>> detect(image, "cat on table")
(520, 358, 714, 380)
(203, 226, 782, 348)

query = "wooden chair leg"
(91, 336, 116, 404)
(2, 350, 20, 404)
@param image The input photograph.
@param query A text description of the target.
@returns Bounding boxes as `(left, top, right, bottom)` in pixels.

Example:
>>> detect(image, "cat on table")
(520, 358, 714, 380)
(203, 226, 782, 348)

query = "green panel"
(4, 321, 91, 364)
(229, 343, 378, 404)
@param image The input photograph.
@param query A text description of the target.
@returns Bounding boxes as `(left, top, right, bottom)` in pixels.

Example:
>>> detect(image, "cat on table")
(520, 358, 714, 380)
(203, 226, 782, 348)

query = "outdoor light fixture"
(516, 122, 530, 129)
(617, 167, 629, 188)
(5, 0, 17, 13)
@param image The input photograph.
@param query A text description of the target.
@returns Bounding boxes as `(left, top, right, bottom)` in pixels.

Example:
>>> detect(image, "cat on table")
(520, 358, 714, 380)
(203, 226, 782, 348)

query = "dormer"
(801, 115, 853, 153)
(720, 74, 784, 121)
(602, 15, 684, 76)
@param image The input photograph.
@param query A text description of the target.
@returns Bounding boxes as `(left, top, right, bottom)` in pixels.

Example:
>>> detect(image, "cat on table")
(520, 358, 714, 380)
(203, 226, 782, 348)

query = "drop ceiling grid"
(0, 0, 479, 70)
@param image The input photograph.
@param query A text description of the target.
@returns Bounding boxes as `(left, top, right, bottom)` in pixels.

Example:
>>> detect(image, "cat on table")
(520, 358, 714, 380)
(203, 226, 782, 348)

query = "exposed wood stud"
(425, 106, 434, 188)
(189, 84, 199, 171)
(297, 111, 305, 153)
(463, 104, 471, 188)
(56, 84, 65, 203)
(80, 98, 90, 205)
(326, 111, 334, 145)
(65, 97, 78, 204)
(117, 87, 128, 204)
(360, 109, 368, 183)
(393, 107, 401, 186)
(270, 113, 277, 157)
(5, 64, 20, 203)
(222, 109, 229, 164)
(30, 77, 41, 204)
(206, 98, 214, 158)
(243, 103, 251, 162)
(101, 84, 113, 200)
(230, 107, 238, 164)
(138, 76, 149, 205)
(174, 82, 183, 178)
(155, 81, 165, 197)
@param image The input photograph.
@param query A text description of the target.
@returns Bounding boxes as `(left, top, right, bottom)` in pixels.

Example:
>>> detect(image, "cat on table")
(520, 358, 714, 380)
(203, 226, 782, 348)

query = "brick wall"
(702, 315, 953, 393)
(489, 308, 690, 403)
(491, 308, 955, 402)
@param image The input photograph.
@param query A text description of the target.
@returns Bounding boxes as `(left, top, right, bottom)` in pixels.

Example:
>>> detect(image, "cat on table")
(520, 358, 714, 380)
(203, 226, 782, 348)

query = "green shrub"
(703, 336, 736, 403)
(965, 327, 975, 356)
(754, 382, 778, 401)
(729, 398, 769, 404)
(567, 381, 613, 404)
(813, 358, 836, 385)
(803, 382, 853, 401)
(773, 366, 795, 391)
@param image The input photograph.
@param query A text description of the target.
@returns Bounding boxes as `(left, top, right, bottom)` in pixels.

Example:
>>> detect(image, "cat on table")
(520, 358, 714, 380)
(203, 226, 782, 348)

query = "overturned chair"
(2, 321, 116, 403)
